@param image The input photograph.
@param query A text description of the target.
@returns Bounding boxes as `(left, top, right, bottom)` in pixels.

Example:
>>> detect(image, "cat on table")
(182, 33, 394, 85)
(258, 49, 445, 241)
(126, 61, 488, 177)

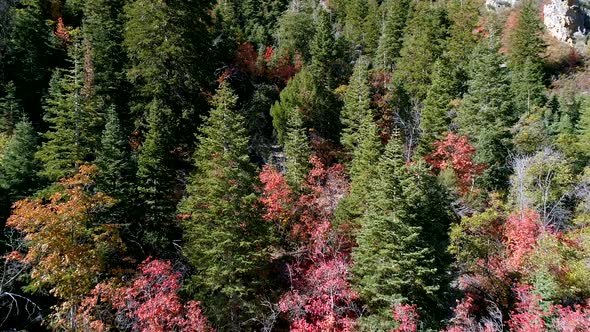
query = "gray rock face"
(544, 0, 588, 44)
(486, 0, 520, 9)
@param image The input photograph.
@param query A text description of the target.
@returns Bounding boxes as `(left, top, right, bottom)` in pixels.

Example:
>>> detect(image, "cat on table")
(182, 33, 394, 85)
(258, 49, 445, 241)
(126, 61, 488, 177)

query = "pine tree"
(335, 109, 381, 227)
(418, 59, 456, 155)
(4, 0, 54, 125)
(124, 0, 213, 138)
(511, 56, 546, 115)
(181, 82, 271, 329)
(0, 81, 23, 134)
(374, 0, 411, 70)
(344, 0, 368, 49)
(136, 99, 177, 254)
(310, 8, 335, 75)
(36, 39, 101, 181)
(284, 110, 311, 189)
(458, 37, 515, 190)
(352, 135, 449, 330)
(83, 0, 127, 108)
(363, 0, 380, 56)
(394, 2, 448, 102)
(445, 0, 480, 96)
(508, 0, 545, 70)
(341, 56, 373, 151)
(0, 118, 38, 198)
(96, 106, 135, 202)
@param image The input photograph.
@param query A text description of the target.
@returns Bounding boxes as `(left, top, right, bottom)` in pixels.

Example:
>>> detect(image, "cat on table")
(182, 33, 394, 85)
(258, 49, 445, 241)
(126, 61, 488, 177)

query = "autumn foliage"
(260, 157, 358, 331)
(426, 133, 486, 194)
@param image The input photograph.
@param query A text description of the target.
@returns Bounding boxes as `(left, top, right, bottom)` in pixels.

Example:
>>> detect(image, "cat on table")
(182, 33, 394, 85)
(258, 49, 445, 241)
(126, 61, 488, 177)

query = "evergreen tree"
(418, 59, 456, 155)
(341, 56, 372, 151)
(310, 8, 335, 75)
(124, 0, 213, 137)
(96, 106, 135, 202)
(508, 0, 546, 115)
(363, 0, 380, 56)
(181, 82, 271, 330)
(284, 110, 311, 189)
(0, 118, 38, 198)
(511, 56, 546, 115)
(335, 108, 381, 227)
(394, 2, 448, 102)
(0, 81, 23, 134)
(4, 0, 54, 125)
(136, 99, 177, 255)
(445, 0, 480, 96)
(458, 37, 515, 190)
(36, 39, 101, 181)
(83, 0, 127, 108)
(374, 0, 411, 70)
(508, 0, 545, 70)
(344, 0, 368, 49)
(352, 135, 451, 330)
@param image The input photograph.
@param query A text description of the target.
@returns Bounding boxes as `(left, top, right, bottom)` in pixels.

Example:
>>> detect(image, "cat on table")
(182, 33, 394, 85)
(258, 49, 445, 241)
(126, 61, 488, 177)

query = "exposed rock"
(544, 0, 588, 44)
(486, 0, 521, 9)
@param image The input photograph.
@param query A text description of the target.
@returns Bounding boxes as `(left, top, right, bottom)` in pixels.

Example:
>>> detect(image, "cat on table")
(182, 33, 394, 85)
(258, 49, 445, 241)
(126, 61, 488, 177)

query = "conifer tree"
(335, 109, 381, 227)
(0, 118, 38, 198)
(508, 0, 546, 115)
(96, 106, 135, 203)
(375, 0, 411, 69)
(344, 0, 368, 49)
(284, 110, 311, 189)
(36, 39, 101, 181)
(363, 0, 380, 56)
(0, 81, 23, 134)
(136, 99, 177, 254)
(341, 56, 372, 151)
(310, 8, 335, 76)
(83, 0, 127, 108)
(445, 0, 480, 96)
(181, 82, 271, 329)
(394, 2, 448, 102)
(458, 37, 515, 190)
(4, 0, 54, 124)
(418, 59, 456, 155)
(352, 135, 450, 330)
(124, 0, 213, 139)
(508, 0, 545, 70)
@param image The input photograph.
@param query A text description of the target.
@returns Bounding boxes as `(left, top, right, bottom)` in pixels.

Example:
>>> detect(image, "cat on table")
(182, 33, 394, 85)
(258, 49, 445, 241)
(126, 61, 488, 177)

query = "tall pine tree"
(352, 134, 451, 330)
(284, 110, 311, 189)
(0, 118, 38, 198)
(36, 39, 101, 181)
(0, 81, 23, 134)
(181, 82, 271, 330)
(458, 37, 515, 190)
(341, 56, 373, 151)
(374, 0, 411, 70)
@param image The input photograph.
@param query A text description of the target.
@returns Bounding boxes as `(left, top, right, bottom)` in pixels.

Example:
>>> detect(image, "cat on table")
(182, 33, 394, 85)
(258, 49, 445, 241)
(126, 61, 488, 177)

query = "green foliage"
(458, 37, 515, 190)
(511, 57, 546, 115)
(124, 0, 212, 125)
(181, 82, 271, 329)
(576, 99, 590, 161)
(340, 56, 372, 151)
(394, 2, 448, 102)
(343, 0, 368, 49)
(363, 0, 380, 57)
(0, 118, 38, 198)
(0, 81, 23, 134)
(136, 99, 177, 254)
(310, 8, 335, 75)
(375, 0, 411, 69)
(96, 106, 135, 202)
(36, 40, 102, 181)
(508, 0, 545, 70)
(418, 59, 456, 155)
(275, 3, 315, 61)
(353, 135, 452, 329)
(512, 106, 551, 155)
(284, 110, 311, 189)
(4, 0, 54, 123)
(241, 0, 288, 46)
(83, 0, 127, 106)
